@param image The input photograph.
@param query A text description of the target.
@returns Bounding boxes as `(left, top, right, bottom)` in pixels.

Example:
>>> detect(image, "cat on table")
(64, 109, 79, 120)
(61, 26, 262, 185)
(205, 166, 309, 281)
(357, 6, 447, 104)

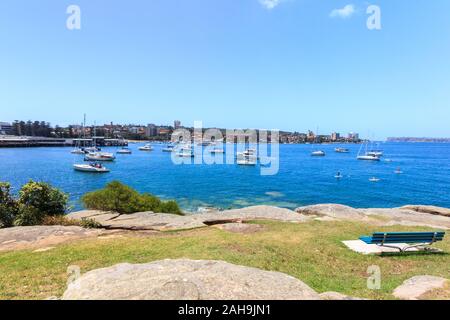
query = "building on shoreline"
(0, 122, 13, 135)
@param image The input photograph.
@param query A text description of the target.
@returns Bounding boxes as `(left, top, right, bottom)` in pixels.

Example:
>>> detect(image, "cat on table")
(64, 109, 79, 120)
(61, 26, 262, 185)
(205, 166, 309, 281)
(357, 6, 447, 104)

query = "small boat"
(335, 148, 350, 153)
(210, 148, 225, 154)
(177, 150, 195, 158)
(237, 158, 257, 166)
(85, 152, 116, 161)
(162, 145, 176, 152)
(73, 163, 110, 173)
(357, 155, 380, 161)
(394, 168, 403, 174)
(139, 144, 154, 151)
(84, 147, 101, 153)
(71, 148, 85, 155)
(335, 172, 343, 179)
(117, 147, 132, 154)
(311, 150, 326, 157)
(369, 177, 381, 182)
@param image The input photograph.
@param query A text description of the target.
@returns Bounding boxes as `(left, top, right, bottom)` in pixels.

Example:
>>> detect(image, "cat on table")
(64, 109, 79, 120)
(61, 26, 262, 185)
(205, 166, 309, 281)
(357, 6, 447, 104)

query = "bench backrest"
(370, 232, 445, 244)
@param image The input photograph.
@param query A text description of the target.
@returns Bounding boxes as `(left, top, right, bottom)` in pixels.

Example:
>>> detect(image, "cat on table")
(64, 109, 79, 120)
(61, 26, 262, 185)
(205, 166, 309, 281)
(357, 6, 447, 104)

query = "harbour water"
(0, 142, 449, 212)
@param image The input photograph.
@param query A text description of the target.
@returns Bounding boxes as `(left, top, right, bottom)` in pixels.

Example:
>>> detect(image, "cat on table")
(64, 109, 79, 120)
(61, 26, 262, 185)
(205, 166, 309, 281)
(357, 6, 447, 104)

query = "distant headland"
(387, 137, 450, 143)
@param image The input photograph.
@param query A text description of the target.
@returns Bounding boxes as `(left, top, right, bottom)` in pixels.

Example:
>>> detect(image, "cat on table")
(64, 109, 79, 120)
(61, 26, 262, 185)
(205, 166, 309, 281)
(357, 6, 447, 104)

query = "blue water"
(0, 143, 449, 212)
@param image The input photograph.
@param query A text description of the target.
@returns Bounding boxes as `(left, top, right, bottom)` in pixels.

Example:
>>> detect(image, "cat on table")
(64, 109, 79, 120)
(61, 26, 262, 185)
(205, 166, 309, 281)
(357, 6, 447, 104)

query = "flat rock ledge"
(393, 276, 449, 300)
(62, 259, 320, 300)
(0, 226, 105, 252)
(296, 204, 450, 229)
(68, 205, 310, 232)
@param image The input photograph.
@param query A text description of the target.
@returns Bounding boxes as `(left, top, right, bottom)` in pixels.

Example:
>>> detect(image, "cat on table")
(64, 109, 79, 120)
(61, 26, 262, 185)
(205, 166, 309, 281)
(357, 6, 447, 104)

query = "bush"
(82, 181, 183, 215)
(19, 180, 68, 216)
(0, 180, 69, 228)
(0, 183, 18, 228)
(41, 216, 102, 229)
(14, 204, 44, 226)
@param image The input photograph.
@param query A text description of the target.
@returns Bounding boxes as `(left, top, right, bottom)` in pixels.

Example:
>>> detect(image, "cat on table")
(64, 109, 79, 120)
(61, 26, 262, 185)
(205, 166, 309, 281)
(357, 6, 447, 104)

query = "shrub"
(41, 216, 102, 229)
(0, 183, 18, 228)
(18, 180, 68, 216)
(79, 218, 103, 229)
(14, 204, 44, 226)
(82, 181, 183, 215)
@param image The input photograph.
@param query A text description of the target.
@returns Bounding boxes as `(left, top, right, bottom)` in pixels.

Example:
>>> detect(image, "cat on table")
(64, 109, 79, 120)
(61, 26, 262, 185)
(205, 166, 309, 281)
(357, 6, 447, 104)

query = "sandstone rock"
(0, 226, 104, 252)
(68, 206, 309, 232)
(62, 259, 320, 300)
(296, 204, 450, 229)
(393, 276, 448, 300)
(400, 205, 450, 218)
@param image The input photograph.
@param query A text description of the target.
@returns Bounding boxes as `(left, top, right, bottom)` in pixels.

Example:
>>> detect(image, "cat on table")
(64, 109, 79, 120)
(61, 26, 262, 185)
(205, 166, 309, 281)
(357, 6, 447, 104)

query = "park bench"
(359, 232, 445, 253)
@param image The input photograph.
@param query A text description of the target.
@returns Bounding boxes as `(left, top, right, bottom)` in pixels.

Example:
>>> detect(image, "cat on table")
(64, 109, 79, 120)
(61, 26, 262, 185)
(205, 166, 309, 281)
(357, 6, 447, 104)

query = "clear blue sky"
(1, 0, 450, 139)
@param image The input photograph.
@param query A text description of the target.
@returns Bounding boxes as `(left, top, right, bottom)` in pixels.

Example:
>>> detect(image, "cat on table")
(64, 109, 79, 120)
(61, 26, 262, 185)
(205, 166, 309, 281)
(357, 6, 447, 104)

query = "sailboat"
(71, 114, 87, 154)
(357, 141, 380, 161)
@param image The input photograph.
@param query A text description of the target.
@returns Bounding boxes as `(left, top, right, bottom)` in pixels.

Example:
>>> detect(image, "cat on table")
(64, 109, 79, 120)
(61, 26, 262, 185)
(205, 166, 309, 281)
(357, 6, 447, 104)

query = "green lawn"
(0, 220, 448, 300)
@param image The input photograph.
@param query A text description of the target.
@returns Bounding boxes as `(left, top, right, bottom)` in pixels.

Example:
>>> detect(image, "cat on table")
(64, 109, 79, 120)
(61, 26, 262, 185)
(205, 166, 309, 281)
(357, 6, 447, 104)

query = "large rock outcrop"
(393, 276, 449, 300)
(296, 204, 450, 229)
(62, 259, 320, 300)
(0, 226, 105, 251)
(68, 206, 310, 232)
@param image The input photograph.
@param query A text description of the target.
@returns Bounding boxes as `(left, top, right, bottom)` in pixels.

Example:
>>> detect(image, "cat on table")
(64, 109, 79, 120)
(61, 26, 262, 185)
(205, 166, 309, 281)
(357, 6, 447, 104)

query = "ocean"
(0, 142, 449, 212)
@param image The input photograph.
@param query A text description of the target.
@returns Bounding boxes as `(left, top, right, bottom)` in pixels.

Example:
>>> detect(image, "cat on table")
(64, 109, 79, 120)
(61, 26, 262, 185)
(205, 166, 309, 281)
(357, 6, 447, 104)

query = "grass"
(0, 220, 449, 300)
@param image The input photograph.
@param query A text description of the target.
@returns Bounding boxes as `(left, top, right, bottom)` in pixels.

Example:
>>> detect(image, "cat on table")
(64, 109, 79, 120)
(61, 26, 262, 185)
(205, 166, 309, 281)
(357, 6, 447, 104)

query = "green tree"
(18, 180, 68, 217)
(0, 183, 18, 228)
(82, 181, 183, 215)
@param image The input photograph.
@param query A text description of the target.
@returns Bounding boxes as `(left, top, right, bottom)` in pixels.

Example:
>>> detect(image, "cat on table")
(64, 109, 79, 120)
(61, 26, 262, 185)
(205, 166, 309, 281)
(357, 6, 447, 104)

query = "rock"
(296, 204, 450, 229)
(393, 276, 448, 300)
(296, 204, 367, 220)
(319, 292, 366, 300)
(68, 206, 310, 232)
(0, 226, 104, 252)
(62, 259, 320, 300)
(400, 205, 450, 218)
(215, 223, 264, 234)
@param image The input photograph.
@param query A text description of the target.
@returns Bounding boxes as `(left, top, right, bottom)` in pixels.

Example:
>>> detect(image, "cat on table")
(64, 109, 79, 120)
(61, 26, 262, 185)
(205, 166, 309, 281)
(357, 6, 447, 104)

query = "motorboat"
(311, 150, 326, 157)
(139, 144, 154, 151)
(335, 172, 343, 179)
(85, 152, 115, 161)
(394, 168, 403, 174)
(335, 148, 350, 153)
(84, 147, 101, 153)
(357, 155, 380, 161)
(117, 147, 132, 154)
(73, 163, 110, 173)
(369, 177, 381, 182)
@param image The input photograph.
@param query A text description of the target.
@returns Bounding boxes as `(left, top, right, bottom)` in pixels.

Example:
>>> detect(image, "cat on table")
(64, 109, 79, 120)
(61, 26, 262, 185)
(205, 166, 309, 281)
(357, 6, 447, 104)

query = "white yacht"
(177, 150, 195, 158)
(117, 147, 132, 154)
(311, 150, 326, 157)
(237, 157, 257, 166)
(357, 155, 380, 161)
(369, 177, 381, 182)
(335, 147, 350, 153)
(85, 152, 115, 161)
(73, 163, 110, 173)
(139, 144, 154, 151)
(71, 148, 85, 155)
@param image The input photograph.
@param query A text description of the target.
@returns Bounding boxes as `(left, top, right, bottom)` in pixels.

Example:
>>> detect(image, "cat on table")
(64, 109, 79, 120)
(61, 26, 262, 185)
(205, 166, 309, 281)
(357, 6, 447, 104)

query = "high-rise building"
(145, 124, 158, 137)
(348, 132, 359, 141)
(331, 132, 340, 141)
(174, 120, 181, 129)
(0, 122, 12, 135)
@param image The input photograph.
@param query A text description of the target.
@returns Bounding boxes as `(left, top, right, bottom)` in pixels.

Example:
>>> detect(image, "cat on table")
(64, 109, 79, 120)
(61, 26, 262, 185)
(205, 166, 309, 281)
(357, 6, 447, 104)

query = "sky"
(1, 0, 450, 139)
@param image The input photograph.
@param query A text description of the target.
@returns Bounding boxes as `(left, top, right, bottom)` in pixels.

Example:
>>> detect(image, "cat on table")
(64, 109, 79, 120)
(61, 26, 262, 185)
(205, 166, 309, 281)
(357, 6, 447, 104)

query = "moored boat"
(311, 150, 326, 157)
(85, 152, 116, 161)
(73, 163, 110, 173)
(139, 144, 154, 151)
